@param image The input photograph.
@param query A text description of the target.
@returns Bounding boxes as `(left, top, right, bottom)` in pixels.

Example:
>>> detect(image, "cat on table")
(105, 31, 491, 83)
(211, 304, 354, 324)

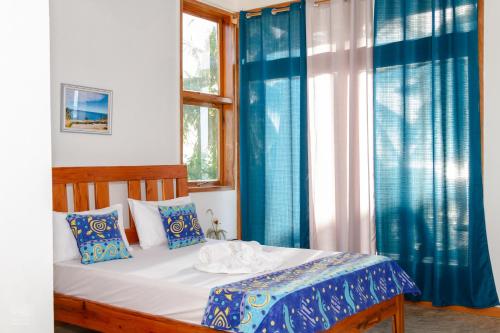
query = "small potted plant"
(205, 209, 227, 240)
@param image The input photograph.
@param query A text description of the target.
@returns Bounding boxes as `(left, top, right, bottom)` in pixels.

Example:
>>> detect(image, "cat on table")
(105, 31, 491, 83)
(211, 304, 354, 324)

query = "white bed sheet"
(54, 240, 333, 325)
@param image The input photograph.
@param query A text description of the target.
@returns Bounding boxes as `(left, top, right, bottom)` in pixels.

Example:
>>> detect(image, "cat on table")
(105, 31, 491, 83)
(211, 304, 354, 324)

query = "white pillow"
(128, 196, 192, 249)
(53, 204, 131, 263)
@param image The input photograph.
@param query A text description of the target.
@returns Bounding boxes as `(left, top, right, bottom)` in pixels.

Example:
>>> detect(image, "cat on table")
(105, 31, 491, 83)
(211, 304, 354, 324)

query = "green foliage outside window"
(183, 14, 220, 94)
(182, 13, 221, 181)
(183, 105, 219, 181)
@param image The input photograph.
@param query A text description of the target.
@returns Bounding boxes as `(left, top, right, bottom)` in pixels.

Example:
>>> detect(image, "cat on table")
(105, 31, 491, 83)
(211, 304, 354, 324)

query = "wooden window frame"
(180, 0, 238, 192)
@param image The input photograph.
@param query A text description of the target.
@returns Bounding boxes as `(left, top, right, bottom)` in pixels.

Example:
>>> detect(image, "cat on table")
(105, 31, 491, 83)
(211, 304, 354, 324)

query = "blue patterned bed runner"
(201, 253, 419, 333)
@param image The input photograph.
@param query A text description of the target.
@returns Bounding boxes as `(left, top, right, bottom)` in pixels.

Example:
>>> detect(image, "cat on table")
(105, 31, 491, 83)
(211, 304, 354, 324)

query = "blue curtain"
(239, 1, 309, 248)
(374, 0, 498, 307)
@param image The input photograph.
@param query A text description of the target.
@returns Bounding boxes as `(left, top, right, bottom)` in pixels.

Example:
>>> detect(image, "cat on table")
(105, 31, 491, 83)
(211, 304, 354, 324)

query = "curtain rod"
(314, 0, 331, 5)
(245, 0, 345, 19)
(314, 0, 349, 5)
(244, 0, 300, 19)
(246, 6, 290, 19)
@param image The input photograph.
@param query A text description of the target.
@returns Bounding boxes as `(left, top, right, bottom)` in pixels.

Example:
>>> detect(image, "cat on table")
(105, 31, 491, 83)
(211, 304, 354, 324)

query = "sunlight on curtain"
(374, 0, 498, 307)
(306, 0, 375, 253)
(239, 2, 309, 248)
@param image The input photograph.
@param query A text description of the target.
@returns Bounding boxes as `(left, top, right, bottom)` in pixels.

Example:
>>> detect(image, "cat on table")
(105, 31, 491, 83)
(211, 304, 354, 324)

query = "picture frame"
(61, 84, 113, 135)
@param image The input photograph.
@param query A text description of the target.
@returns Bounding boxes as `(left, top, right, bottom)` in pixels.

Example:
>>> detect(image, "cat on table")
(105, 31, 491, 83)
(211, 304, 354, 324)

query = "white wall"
(50, 0, 180, 166)
(483, 0, 500, 298)
(0, 0, 53, 332)
(50, 0, 237, 239)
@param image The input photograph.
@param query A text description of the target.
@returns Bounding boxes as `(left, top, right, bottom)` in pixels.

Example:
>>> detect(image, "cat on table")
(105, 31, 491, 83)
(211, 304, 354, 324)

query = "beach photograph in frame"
(61, 84, 112, 134)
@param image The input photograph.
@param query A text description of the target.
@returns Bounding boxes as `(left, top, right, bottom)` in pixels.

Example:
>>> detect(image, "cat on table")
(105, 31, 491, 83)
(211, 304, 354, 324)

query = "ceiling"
(200, 0, 287, 12)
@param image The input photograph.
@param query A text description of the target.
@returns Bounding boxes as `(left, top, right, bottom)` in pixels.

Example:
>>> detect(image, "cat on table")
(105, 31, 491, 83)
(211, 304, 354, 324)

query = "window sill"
(188, 185, 234, 193)
(183, 91, 233, 106)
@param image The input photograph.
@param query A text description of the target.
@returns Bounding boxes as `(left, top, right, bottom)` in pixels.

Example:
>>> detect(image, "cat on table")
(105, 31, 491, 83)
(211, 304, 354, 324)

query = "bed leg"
(392, 294, 405, 333)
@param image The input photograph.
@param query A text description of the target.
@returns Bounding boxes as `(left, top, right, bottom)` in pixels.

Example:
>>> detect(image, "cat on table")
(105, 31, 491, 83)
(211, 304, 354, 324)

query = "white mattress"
(54, 240, 333, 325)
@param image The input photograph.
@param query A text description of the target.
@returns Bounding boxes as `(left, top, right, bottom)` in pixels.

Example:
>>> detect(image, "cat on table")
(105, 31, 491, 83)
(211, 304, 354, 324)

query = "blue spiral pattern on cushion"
(158, 203, 206, 249)
(202, 253, 420, 333)
(66, 210, 132, 264)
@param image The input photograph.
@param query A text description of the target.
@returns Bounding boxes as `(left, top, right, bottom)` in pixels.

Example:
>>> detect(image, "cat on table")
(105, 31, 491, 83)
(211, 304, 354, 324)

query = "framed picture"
(61, 84, 113, 134)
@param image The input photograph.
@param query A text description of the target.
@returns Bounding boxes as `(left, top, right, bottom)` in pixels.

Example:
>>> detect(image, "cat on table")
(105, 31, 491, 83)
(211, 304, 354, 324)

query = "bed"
(53, 165, 412, 333)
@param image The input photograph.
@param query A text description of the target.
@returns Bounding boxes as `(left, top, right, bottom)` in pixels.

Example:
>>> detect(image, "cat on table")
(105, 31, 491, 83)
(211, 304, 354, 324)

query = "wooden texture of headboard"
(52, 165, 189, 244)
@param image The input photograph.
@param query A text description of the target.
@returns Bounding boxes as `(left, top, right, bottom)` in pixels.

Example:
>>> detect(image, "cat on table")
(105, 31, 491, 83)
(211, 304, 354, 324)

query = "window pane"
(183, 13, 220, 94)
(183, 104, 219, 181)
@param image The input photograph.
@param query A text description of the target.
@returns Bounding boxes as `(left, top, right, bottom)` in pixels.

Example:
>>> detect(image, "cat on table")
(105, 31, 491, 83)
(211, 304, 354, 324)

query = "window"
(183, 104, 220, 181)
(183, 13, 220, 95)
(181, 0, 236, 190)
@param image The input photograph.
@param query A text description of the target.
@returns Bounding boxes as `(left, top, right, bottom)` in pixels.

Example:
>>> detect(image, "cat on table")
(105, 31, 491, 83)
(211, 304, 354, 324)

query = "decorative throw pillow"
(128, 196, 192, 249)
(158, 203, 206, 249)
(66, 210, 132, 264)
(53, 204, 132, 264)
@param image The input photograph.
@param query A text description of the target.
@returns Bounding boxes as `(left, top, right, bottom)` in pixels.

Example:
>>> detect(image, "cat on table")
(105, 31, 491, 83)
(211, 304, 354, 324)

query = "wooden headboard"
(52, 165, 189, 244)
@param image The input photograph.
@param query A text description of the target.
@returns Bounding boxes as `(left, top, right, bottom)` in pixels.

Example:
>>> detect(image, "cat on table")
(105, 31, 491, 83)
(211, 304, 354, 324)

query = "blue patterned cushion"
(66, 210, 132, 264)
(158, 203, 206, 249)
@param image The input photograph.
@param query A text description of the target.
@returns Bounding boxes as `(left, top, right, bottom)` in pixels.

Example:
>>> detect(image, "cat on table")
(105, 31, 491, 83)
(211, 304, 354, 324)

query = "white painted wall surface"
(50, 0, 237, 239)
(0, 0, 53, 331)
(50, 0, 181, 166)
(483, 0, 500, 298)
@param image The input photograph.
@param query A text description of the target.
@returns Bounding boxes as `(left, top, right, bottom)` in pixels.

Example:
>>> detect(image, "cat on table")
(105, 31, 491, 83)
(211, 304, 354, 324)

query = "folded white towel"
(194, 241, 283, 274)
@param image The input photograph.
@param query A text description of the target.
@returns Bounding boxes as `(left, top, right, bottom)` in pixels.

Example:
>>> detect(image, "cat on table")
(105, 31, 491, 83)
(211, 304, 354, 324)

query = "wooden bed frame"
(52, 165, 405, 333)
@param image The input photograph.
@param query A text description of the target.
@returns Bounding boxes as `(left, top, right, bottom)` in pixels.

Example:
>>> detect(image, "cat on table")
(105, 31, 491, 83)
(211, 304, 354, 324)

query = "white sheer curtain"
(306, 0, 375, 253)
